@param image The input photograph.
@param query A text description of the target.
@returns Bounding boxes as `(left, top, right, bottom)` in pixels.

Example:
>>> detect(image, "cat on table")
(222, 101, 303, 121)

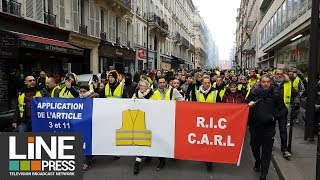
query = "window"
(59, 0, 65, 28)
(292, 0, 299, 20)
(273, 14, 277, 35)
(287, 0, 293, 22)
(72, 0, 80, 31)
(299, 0, 307, 14)
(89, 1, 100, 37)
(277, 8, 282, 33)
(26, 0, 44, 22)
(282, 1, 287, 28)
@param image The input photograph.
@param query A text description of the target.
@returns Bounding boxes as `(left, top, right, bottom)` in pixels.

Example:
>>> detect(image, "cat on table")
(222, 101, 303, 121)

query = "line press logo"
(0, 132, 83, 180)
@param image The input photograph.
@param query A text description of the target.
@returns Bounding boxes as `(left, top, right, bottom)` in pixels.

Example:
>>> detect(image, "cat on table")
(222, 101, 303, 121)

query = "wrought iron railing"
(1, 0, 21, 16)
(44, 12, 56, 26)
(79, 24, 88, 35)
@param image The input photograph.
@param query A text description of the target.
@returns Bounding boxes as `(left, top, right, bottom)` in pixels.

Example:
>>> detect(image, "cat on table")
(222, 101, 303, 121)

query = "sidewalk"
(272, 109, 317, 180)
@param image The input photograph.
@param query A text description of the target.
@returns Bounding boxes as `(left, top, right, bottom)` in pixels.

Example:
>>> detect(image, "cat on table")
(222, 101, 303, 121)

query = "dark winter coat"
(222, 90, 245, 104)
(246, 87, 287, 126)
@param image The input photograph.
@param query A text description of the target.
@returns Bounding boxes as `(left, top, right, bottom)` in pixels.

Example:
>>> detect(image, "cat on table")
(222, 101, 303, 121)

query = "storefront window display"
(277, 35, 309, 70)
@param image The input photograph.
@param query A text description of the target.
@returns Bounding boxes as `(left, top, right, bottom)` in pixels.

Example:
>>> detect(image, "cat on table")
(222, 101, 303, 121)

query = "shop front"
(99, 42, 135, 74)
(0, 29, 85, 116)
(276, 35, 311, 71)
(171, 56, 184, 70)
(160, 55, 172, 70)
(136, 48, 147, 71)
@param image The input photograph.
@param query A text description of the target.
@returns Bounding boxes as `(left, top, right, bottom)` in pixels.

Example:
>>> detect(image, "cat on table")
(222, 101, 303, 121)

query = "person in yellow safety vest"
(151, 75, 184, 171)
(172, 78, 185, 98)
(231, 74, 238, 84)
(248, 70, 258, 87)
(195, 75, 221, 103)
(13, 76, 43, 132)
(272, 69, 292, 159)
(287, 71, 305, 125)
(46, 77, 61, 98)
(212, 76, 226, 100)
(59, 73, 79, 98)
(194, 75, 220, 172)
(37, 71, 48, 89)
(187, 72, 202, 101)
(78, 83, 98, 172)
(100, 70, 128, 98)
(238, 76, 251, 99)
(223, 71, 231, 85)
(131, 80, 154, 175)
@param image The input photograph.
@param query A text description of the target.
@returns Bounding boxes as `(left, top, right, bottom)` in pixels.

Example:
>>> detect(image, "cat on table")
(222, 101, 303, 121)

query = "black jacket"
(246, 87, 287, 126)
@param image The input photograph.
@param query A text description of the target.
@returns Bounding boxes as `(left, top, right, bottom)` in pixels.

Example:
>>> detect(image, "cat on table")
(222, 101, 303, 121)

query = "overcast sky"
(193, 0, 240, 62)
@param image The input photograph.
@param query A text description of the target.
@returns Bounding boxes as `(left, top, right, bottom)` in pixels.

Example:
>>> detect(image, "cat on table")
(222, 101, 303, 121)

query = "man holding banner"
(151, 75, 184, 171)
(247, 75, 287, 180)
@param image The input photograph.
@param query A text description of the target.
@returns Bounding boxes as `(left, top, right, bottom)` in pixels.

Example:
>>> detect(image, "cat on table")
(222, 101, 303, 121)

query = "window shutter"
(72, 0, 79, 31)
(104, 10, 108, 35)
(133, 22, 137, 45)
(36, 0, 43, 21)
(128, 23, 133, 48)
(89, 1, 95, 36)
(112, 13, 116, 42)
(59, 0, 65, 28)
(26, 0, 34, 19)
(95, 4, 100, 38)
(108, 11, 112, 42)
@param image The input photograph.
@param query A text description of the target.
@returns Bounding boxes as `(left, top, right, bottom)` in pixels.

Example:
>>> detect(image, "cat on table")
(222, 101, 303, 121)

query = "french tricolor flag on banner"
(32, 98, 249, 165)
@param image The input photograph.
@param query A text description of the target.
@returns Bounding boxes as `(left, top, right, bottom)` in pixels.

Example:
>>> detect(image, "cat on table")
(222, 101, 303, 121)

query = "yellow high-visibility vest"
(18, 91, 42, 118)
(237, 84, 251, 98)
(283, 82, 292, 109)
(212, 82, 226, 99)
(116, 110, 151, 146)
(196, 89, 218, 103)
(89, 84, 94, 92)
(105, 82, 124, 98)
(152, 88, 174, 100)
(59, 87, 75, 98)
(248, 79, 257, 87)
(292, 77, 300, 92)
(51, 86, 61, 98)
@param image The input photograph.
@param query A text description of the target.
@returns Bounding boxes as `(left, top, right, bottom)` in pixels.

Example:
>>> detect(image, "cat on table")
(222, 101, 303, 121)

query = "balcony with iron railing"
(44, 12, 56, 26)
(120, 0, 131, 9)
(1, 0, 21, 16)
(174, 32, 181, 42)
(100, 32, 107, 41)
(181, 36, 189, 48)
(79, 24, 87, 35)
(189, 44, 195, 52)
(116, 37, 121, 45)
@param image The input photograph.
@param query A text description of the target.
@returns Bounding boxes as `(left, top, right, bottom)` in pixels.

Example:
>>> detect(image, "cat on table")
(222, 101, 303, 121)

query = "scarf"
(255, 86, 273, 99)
(199, 85, 211, 94)
(137, 89, 151, 99)
(273, 77, 284, 86)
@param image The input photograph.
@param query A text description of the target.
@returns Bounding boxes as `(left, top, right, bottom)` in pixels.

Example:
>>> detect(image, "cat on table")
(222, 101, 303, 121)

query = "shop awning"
(14, 32, 84, 56)
(171, 56, 184, 64)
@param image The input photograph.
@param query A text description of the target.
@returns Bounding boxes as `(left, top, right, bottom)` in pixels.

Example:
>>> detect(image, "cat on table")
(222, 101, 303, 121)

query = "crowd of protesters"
(7, 65, 316, 180)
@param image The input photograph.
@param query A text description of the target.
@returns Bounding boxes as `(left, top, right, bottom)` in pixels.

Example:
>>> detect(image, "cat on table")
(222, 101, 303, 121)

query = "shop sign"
(0, 31, 18, 59)
(115, 49, 123, 56)
(19, 40, 83, 56)
(138, 48, 146, 59)
(100, 43, 135, 61)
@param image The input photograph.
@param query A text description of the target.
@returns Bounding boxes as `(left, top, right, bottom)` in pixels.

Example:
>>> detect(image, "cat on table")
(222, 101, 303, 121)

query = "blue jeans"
(19, 121, 32, 132)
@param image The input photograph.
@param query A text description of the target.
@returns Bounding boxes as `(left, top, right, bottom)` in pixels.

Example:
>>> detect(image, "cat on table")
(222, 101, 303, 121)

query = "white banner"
(92, 99, 176, 158)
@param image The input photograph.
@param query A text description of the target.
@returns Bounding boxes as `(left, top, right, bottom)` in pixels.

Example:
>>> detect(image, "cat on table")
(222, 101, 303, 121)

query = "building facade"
(236, 0, 259, 69)
(236, 0, 319, 70)
(193, 10, 217, 68)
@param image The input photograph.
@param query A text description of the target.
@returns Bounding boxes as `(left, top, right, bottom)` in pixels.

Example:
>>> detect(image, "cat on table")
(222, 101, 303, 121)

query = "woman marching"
(131, 80, 154, 175)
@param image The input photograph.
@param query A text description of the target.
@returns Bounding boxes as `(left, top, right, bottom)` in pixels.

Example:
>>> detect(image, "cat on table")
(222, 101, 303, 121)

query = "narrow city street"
(83, 131, 279, 180)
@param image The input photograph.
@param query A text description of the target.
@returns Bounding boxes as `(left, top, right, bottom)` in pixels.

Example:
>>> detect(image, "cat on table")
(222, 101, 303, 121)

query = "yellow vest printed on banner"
(116, 110, 152, 147)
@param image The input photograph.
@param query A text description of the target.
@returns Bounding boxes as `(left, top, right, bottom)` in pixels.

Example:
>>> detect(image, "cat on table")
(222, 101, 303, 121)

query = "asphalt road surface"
(83, 131, 279, 180)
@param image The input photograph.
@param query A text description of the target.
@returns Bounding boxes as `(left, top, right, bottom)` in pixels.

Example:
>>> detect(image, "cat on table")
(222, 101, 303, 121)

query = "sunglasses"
(27, 79, 36, 82)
